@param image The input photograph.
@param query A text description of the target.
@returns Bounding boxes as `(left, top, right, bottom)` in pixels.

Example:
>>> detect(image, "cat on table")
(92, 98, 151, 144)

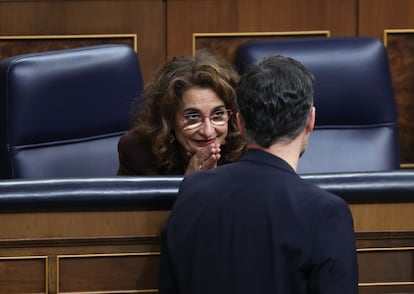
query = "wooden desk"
(0, 174, 413, 293)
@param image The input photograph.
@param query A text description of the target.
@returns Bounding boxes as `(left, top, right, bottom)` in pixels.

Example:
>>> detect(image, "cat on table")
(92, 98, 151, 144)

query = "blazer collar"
(241, 149, 296, 175)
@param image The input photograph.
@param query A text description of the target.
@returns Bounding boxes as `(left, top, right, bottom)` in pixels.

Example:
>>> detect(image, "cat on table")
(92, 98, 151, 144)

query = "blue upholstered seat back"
(0, 44, 143, 178)
(236, 37, 400, 173)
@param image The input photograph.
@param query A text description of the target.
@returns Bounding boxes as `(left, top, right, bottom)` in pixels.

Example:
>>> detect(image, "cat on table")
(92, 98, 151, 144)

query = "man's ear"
(236, 112, 245, 136)
(305, 106, 316, 133)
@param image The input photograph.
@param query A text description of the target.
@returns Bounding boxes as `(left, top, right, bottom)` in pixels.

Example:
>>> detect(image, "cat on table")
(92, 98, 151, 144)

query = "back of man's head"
(237, 55, 315, 148)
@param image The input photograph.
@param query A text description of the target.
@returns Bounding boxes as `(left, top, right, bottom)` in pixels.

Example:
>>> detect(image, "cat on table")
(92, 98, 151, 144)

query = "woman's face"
(174, 87, 229, 155)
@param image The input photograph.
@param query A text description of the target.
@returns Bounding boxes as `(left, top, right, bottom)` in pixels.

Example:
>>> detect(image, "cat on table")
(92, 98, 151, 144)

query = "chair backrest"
(0, 44, 143, 179)
(236, 37, 400, 174)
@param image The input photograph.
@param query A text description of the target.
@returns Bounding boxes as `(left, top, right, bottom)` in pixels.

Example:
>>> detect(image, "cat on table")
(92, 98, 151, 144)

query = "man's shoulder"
(177, 165, 238, 198)
(300, 178, 350, 211)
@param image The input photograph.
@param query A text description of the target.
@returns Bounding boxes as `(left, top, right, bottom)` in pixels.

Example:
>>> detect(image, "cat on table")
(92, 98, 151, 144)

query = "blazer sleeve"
(307, 197, 359, 294)
(117, 134, 134, 175)
(116, 130, 157, 175)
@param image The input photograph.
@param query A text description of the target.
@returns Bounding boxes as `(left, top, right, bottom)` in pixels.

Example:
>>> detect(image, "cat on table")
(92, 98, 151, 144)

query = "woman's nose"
(198, 117, 215, 136)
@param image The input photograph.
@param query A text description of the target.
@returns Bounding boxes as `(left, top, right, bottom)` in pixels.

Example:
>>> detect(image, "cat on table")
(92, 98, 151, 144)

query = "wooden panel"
(0, 34, 137, 60)
(167, 0, 357, 56)
(359, 0, 414, 40)
(0, 210, 170, 239)
(0, 0, 166, 83)
(0, 204, 409, 239)
(58, 253, 159, 293)
(193, 31, 329, 64)
(358, 248, 414, 283)
(359, 0, 414, 166)
(384, 30, 414, 166)
(356, 232, 414, 294)
(0, 236, 161, 294)
(0, 207, 168, 293)
(360, 285, 414, 294)
(349, 203, 414, 231)
(0, 204, 413, 294)
(0, 256, 47, 294)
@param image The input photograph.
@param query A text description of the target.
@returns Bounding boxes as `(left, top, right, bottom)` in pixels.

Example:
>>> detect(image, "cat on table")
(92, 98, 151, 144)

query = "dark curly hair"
(130, 51, 246, 172)
(237, 55, 315, 148)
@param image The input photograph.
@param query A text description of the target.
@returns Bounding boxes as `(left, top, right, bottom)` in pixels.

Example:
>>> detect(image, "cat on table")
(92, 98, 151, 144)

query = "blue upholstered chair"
(236, 37, 400, 174)
(0, 44, 143, 178)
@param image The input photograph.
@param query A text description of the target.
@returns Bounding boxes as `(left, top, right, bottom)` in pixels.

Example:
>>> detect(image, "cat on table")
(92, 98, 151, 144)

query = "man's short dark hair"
(236, 55, 315, 148)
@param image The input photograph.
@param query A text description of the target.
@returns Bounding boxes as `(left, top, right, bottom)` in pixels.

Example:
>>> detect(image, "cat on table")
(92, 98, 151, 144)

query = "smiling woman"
(117, 51, 246, 176)
(173, 88, 230, 172)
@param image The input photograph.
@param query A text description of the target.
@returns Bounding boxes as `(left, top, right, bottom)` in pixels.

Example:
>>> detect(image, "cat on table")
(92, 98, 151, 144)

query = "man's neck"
(247, 140, 302, 171)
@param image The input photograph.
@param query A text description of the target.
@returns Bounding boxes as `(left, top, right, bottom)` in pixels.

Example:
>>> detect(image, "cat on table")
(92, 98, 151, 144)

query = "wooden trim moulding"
(192, 30, 331, 55)
(0, 33, 138, 52)
(357, 246, 414, 288)
(56, 252, 160, 294)
(0, 255, 49, 293)
(384, 29, 414, 46)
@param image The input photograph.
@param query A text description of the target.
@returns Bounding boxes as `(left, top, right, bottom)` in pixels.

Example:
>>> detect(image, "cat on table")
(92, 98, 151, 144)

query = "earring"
(169, 134, 175, 143)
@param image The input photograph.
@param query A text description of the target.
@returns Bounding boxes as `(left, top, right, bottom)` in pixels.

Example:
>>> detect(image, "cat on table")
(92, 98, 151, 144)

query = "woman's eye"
(214, 110, 225, 117)
(184, 113, 201, 121)
(211, 110, 227, 120)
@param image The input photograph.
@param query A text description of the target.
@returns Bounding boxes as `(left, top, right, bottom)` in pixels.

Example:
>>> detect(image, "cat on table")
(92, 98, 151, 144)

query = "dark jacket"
(117, 130, 181, 175)
(159, 149, 359, 294)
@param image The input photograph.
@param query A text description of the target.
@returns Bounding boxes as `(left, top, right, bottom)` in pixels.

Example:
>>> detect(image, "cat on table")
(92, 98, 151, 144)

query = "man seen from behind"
(159, 54, 359, 294)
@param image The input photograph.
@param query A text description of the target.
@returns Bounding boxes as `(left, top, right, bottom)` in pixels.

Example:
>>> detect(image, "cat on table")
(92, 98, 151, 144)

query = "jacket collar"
(241, 148, 296, 175)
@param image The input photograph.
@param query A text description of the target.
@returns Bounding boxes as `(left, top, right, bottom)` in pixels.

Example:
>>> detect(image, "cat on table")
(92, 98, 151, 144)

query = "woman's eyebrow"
(182, 108, 201, 113)
(183, 105, 226, 113)
(211, 105, 227, 111)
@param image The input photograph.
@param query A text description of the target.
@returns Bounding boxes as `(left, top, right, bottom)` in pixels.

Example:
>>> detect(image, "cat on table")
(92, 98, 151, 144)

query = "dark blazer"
(117, 130, 185, 175)
(117, 129, 166, 175)
(159, 149, 359, 294)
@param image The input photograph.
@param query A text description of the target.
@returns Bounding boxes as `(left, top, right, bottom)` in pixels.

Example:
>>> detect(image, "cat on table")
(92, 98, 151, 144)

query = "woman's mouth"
(194, 138, 216, 147)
